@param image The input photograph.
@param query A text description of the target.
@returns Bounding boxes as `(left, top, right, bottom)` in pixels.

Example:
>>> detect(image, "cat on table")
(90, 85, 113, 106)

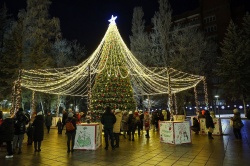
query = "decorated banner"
(159, 121, 174, 144)
(74, 123, 101, 150)
(159, 121, 191, 145)
(212, 118, 222, 135)
(199, 118, 207, 134)
(174, 122, 191, 144)
(199, 118, 222, 135)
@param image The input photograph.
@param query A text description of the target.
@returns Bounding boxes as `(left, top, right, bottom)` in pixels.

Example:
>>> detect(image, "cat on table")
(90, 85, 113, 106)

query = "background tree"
(130, 0, 217, 113)
(0, 0, 87, 112)
(217, 18, 250, 116)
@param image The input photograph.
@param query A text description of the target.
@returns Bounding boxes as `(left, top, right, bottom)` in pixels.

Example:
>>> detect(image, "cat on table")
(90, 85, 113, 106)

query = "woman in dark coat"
(204, 110, 214, 139)
(0, 113, 14, 158)
(127, 111, 136, 141)
(231, 109, 243, 139)
(32, 112, 44, 152)
(65, 112, 77, 153)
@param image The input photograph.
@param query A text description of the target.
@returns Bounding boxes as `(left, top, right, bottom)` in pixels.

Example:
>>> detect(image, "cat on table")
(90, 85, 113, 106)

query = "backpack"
(65, 120, 75, 131)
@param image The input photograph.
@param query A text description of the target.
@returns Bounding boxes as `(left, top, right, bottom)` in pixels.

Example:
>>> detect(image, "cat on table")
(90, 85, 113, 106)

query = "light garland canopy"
(21, 15, 204, 97)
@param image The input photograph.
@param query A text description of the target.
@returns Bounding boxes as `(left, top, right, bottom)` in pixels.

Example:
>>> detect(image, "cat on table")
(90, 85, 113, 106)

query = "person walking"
(231, 109, 243, 140)
(56, 118, 63, 134)
(62, 110, 68, 132)
(127, 111, 136, 141)
(101, 106, 116, 150)
(32, 111, 44, 152)
(204, 110, 214, 139)
(121, 111, 129, 138)
(139, 110, 144, 135)
(65, 112, 77, 153)
(144, 112, 150, 138)
(27, 111, 36, 145)
(45, 112, 53, 134)
(113, 109, 122, 148)
(0, 113, 14, 158)
(13, 108, 30, 154)
(134, 111, 141, 137)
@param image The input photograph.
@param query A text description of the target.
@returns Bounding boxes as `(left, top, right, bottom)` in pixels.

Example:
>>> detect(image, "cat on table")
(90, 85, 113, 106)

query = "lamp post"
(215, 95, 220, 118)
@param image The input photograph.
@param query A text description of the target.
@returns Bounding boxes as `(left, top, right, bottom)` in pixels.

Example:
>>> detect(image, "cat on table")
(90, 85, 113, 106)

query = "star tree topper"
(108, 15, 117, 25)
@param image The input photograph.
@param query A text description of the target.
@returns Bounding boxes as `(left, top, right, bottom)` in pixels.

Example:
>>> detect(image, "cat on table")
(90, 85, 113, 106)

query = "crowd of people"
(100, 107, 171, 150)
(191, 109, 244, 140)
(1, 106, 245, 158)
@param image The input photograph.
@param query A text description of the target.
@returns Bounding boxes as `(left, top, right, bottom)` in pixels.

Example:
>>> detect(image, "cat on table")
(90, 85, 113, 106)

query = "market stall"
(159, 121, 191, 145)
(74, 123, 102, 150)
(199, 118, 222, 135)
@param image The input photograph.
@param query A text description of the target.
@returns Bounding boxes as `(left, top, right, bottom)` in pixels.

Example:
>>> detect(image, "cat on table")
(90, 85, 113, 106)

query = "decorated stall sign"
(159, 122, 174, 144)
(199, 118, 222, 135)
(74, 123, 101, 150)
(174, 122, 191, 144)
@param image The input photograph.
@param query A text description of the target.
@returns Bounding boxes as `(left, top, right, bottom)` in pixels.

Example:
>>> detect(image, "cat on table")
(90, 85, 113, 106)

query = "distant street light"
(215, 95, 220, 118)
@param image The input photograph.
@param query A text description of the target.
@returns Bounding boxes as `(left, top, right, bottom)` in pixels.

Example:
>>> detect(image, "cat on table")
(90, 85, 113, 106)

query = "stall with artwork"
(199, 118, 222, 135)
(74, 123, 102, 150)
(159, 121, 191, 145)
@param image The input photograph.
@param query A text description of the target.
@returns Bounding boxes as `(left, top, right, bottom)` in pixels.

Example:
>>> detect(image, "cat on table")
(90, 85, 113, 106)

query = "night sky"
(1, 0, 199, 54)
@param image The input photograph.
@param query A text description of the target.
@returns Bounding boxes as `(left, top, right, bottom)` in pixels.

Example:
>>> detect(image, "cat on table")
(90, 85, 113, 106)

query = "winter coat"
(121, 113, 129, 131)
(128, 114, 136, 131)
(0, 118, 14, 142)
(45, 114, 53, 127)
(231, 112, 243, 129)
(144, 115, 150, 130)
(32, 115, 44, 142)
(62, 112, 68, 125)
(113, 112, 122, 133)
(65, 117, 77, 133)
(56, 121, 63, 130)
(204, 111, 214, 129)
(101, 112, 116, 129)
(14, 111, 29, 135)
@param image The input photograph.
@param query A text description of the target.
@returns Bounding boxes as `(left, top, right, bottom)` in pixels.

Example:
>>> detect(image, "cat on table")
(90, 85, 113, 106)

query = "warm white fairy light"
(21, 15, 204, 97)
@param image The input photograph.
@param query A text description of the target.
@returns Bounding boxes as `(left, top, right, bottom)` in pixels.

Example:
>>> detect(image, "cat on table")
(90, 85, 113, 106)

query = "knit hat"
(3, 113, 11, 120)
(233, 109, 239, 113)
(115, 109, 120, 113)
(68, 112, 74, 118)
(129, 111, 133, 115)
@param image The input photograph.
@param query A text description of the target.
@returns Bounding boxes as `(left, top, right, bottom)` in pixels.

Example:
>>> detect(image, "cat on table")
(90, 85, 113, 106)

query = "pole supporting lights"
(214, 95, 220, 118)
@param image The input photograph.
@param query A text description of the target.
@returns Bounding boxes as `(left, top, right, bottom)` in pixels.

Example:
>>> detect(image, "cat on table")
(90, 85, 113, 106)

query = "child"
(56, 118, 63, 134)
(26, 122, 34, 145)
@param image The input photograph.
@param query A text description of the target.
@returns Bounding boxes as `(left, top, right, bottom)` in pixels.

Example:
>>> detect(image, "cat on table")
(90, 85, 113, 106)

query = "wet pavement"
(0, 118, 249, 166)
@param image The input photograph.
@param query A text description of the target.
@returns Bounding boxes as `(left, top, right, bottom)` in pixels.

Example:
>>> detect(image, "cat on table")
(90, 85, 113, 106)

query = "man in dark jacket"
(45, 112, 53, 133)
(13, 108, 29, 154)
(101, 106, 116, 150)
(205, 110, 214, 139)
(0, 113, 14, 158)
(32, 111, 44, 152)
(62, 110, 68, 132)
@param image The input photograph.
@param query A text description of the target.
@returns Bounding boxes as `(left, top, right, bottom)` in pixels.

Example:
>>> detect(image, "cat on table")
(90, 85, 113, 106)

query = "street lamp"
(215, 95, 220, 118)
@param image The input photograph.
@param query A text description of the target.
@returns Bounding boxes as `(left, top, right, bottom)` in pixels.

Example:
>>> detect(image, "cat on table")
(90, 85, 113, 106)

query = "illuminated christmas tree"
(90, 16, 136, 112)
